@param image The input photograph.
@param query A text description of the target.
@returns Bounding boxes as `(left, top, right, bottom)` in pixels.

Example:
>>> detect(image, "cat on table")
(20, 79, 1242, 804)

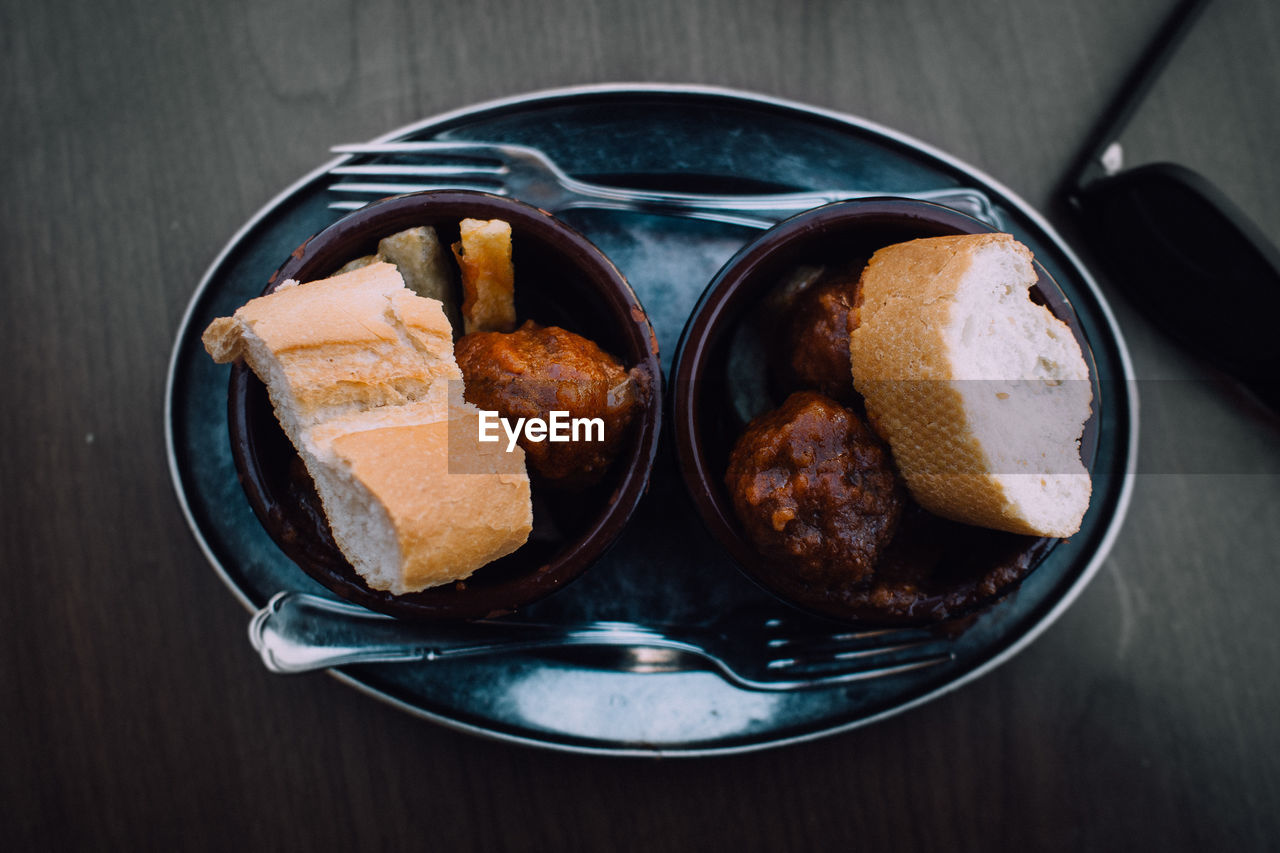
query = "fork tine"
(737, 651, 954, 691)
(325, 183, 509, 208)
(766, 626, 925, 648)
(327, 180, 511, 211)
(328, 181, 507, 195)
(329, 164, 506, 179)
(331, 141, 510, 159)
(807, 653, 954, 685)
(765, 639, 936, 670)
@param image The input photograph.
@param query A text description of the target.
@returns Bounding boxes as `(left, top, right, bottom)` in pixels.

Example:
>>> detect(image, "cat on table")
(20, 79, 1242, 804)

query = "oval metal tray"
(165, 83, 1137, 756)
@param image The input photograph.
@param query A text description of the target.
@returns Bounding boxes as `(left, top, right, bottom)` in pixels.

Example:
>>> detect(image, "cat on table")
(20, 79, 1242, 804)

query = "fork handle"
(248, 591, 684, 674)
(555, 181, 1000, 228)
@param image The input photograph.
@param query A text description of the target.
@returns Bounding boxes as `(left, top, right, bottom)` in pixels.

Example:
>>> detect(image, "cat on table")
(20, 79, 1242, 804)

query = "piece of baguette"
(202, 262, 531, 593)
(376, 225, 463, 335)
(848, 233, 1092, 537)
(453, 218, 517, 335)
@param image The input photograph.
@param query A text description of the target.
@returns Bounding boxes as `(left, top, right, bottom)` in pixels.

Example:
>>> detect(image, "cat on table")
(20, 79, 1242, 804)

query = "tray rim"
(164, 81, 1140, 758)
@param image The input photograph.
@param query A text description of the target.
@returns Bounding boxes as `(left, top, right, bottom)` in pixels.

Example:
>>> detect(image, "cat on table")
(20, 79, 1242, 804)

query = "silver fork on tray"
(327, 140, 1000, 228)
(249, 591, 954, 692)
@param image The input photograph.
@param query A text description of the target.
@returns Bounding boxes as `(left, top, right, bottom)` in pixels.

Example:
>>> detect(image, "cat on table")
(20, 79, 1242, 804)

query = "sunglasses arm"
(1059, 0, 1213, 207)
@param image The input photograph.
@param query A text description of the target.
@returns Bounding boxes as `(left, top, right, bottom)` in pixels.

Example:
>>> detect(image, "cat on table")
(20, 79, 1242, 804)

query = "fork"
(249, 591, 954, 692)
(326, 140, 1001, 228)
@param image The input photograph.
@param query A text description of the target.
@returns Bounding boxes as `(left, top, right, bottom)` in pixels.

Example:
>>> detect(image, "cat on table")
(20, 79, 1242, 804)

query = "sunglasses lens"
(1075, 163, 1280, 401)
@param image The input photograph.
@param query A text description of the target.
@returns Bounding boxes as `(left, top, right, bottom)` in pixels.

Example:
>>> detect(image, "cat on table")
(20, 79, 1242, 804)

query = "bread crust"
(202, 262, 532, 592)
(453, 219, 517, 335)
(204, 263, 463, 426)
(849, 234, 1090, 537)
(331, 408, 532, 592)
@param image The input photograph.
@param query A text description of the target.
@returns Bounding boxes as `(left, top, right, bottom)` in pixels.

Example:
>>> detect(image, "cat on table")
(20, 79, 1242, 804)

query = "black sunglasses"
(1058, 0, 1280, 412)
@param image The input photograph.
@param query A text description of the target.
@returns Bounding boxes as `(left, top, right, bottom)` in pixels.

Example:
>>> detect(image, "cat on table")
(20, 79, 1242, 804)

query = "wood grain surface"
(3, 0, 1278, 849)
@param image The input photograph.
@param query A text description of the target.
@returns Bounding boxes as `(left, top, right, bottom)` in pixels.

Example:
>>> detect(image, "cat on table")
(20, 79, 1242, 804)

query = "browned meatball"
(724, 391, 905, 584)
(455, 320, 641, 490)
(780, 272, 859, 403)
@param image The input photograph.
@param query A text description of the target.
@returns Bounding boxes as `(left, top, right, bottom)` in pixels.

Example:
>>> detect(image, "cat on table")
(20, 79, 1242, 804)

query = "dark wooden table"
(5, 0, 1278, 849)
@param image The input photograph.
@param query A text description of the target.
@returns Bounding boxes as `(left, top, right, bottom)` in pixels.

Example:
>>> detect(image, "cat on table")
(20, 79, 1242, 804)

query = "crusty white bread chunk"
(849, 233, 1092, 537)
(202, 262, 531, 593)
(309, 402, 531, 593)
(202, 262, 462, 429)
(453, 218, 517, 335)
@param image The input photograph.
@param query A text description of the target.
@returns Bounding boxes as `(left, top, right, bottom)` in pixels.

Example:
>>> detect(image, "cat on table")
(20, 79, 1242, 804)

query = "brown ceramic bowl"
(228, 191, 662, 620)
(672, 198, 1097, 626)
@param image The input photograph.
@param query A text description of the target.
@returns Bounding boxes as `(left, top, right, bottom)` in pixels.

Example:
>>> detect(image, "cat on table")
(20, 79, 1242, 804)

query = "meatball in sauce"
(775, 268, 860, 404)
(456, 320, 641, 490)
(725, 391, 905, 585)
